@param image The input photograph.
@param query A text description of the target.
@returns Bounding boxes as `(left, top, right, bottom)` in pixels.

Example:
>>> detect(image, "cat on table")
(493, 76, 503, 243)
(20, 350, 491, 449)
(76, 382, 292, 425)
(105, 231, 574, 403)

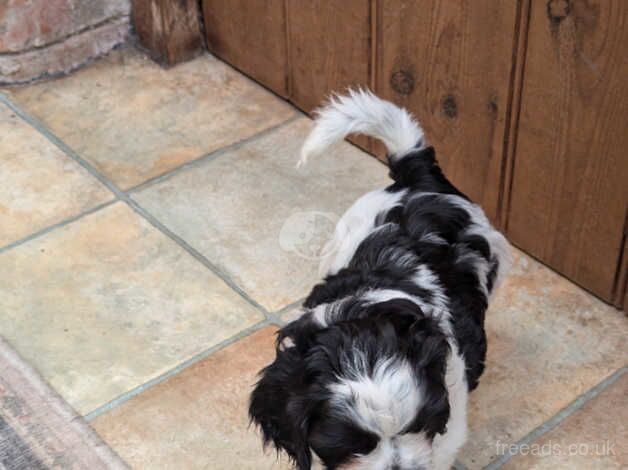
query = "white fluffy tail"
(298, 88, 425, 167)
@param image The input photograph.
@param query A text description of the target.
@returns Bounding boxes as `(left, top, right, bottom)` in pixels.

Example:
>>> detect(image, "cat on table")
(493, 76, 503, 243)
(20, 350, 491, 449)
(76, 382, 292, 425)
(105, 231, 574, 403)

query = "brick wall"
(0, 0, 131, 85)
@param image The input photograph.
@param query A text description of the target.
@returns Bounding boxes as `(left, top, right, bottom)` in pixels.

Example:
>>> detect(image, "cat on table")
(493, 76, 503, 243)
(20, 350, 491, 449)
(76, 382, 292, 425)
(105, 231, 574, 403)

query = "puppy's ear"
(250, 319, 318, 470)
(406, 317, 451, 438)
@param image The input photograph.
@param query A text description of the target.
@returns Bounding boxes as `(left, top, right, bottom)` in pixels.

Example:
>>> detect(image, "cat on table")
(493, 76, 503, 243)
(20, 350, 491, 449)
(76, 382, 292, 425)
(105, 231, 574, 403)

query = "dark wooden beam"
(132, 0, 204, 66)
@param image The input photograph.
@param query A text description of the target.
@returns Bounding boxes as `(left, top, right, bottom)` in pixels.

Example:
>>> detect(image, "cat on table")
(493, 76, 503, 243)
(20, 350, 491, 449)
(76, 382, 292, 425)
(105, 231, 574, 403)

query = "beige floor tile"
(92, 327, 292, 470)
(460, 249, 628, 469)
(0, 102, 112, 247)
(132, 117, 390, 311)
(502, 371, 627, 469)
(0, 202, 263, 415)
(6, 47, 295, 189)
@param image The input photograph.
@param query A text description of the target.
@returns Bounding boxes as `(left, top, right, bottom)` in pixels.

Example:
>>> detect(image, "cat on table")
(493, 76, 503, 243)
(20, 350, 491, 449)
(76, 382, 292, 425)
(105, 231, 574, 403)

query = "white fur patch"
(330, 357, 422, 437)
(319, 188, 407, 277)
(413, 264, 449, 311)
(309, 298, 350, 327)
(343, 433, 432, 470)
(299, 88, 424, 166)
(432, 344, 468, 470)
(332, 343, 468, 470)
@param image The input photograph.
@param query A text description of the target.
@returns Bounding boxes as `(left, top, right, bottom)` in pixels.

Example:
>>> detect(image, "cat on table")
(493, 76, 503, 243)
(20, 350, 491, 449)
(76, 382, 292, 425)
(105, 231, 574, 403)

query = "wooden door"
(203, 0, 374, 149)
(285, 0, 373, 151)
(286, 0, 372, 112)
(505, 0, 628, 302)
(203, 0, 289, 95)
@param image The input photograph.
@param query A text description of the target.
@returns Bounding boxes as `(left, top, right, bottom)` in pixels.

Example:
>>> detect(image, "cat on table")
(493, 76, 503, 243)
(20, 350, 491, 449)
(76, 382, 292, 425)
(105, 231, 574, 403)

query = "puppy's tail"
(298, 88, 425, 167)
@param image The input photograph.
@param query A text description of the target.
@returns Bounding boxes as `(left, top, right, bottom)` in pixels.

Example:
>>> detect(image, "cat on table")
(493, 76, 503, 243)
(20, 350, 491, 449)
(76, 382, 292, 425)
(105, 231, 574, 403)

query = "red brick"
(0, 17, 129, 85)
(0, 0, 129, 53)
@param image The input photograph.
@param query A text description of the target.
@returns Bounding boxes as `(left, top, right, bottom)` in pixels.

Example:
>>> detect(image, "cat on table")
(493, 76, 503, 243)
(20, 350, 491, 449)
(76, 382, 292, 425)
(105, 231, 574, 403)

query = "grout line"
(126, 114, 302, 194)
(264, 296, 309, 327)
(0, 93, 276, 320)
(265, 311, 286, 326)
(0, 199, 117, 255)
(273, 297, 307, 322)
(1, 93, 304, 326)
(483, 366, 627, 470)
(2, 92, 303, 327)
(0, 93, 122, 196)
(124, 195, 273, 318)
(84, 319, 272, 422)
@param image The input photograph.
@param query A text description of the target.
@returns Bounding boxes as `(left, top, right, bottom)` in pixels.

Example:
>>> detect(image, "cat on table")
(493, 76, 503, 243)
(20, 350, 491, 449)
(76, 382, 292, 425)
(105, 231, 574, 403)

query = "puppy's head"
(249, 300, 451, 469)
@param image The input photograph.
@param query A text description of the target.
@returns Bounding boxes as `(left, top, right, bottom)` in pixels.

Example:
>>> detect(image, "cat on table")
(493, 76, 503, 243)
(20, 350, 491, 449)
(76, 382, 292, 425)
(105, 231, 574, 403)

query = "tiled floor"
(0, 46, 626, 469)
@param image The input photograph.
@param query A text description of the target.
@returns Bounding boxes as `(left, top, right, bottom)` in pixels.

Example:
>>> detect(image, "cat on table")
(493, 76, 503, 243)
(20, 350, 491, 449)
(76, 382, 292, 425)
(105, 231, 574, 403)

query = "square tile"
(0, 102, 112, 247)
(460, 249, 628, 469)
(92, 327, 292, 470)
(502, 371, 627, 469)
(132, 117, 390, 311)
(6, 47, 296, 189)
(0, 202, 263, 414)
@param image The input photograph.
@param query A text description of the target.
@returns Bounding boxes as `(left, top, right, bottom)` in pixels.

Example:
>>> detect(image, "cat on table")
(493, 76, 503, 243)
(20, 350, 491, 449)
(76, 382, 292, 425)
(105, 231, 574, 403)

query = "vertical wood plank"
(506, 0, 628, 301)
(286, 0, 374, 156)
(133, 0, 203, 66)
(286, 0, 372, 112)
(499, 0, 532, 229)
(376, 0, 520, 223)
(202, 0, 288, 96)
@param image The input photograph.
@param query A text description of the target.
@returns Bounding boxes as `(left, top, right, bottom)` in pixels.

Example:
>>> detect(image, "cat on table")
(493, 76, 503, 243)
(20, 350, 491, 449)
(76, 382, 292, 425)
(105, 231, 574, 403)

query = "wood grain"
(500, 0, 532, 229)
(286, 0, 372, 112)
(376, 0, 520, 223)
(132, 0, 203, 66)
(286, 0, 374, 154)
(202, 0, 288, 96)
(506, 0, 628, 301)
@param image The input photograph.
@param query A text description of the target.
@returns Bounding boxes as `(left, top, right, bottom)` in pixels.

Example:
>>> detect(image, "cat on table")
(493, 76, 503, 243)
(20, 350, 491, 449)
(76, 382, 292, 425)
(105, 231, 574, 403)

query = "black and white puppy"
(250, 90, 512, 470)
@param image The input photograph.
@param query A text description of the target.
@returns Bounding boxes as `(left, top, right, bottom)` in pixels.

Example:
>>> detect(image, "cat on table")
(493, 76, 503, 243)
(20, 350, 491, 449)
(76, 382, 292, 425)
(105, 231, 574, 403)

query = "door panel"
(286, 0, 373, 151)
(203, 0, 288, 96)
(376, 0, 521, 223)
(507, 0, 628, 301)
(286, 0, 372, 112)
